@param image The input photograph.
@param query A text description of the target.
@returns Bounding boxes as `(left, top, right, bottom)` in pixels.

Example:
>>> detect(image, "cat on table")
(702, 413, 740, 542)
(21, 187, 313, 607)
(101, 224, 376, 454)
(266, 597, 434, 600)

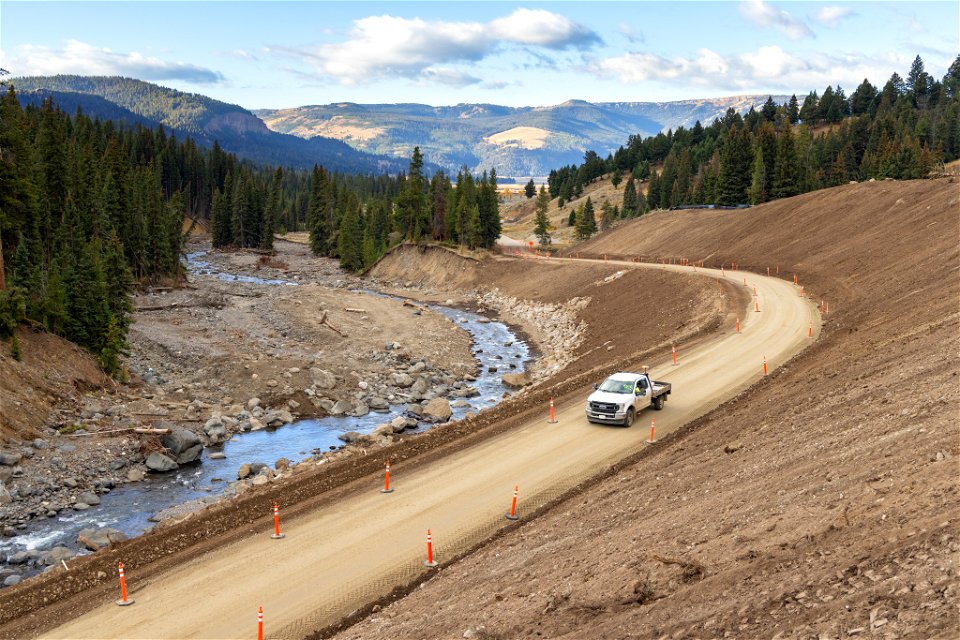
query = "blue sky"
(1, 1, 957, 109)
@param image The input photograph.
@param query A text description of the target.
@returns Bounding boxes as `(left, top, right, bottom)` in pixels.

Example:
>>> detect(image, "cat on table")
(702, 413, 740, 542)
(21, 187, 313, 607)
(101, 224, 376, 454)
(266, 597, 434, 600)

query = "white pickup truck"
(585, 371, 671, 427)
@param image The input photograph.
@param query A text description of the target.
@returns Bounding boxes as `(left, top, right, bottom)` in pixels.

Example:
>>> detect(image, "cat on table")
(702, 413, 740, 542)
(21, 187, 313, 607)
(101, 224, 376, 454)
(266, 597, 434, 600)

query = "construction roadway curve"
(44, 260, 821, 640)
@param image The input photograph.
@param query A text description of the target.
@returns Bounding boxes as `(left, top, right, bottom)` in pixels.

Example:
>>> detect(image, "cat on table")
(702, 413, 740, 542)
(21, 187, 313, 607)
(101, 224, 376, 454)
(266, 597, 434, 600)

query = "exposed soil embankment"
(335, 179, 959, 639)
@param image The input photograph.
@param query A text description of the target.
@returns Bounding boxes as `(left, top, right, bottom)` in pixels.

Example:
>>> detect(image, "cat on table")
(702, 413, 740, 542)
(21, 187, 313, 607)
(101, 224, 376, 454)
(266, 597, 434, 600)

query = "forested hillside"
(547, 56, 959, 218)
(0, 85, 501, 376)
(12, 76, 411, 174)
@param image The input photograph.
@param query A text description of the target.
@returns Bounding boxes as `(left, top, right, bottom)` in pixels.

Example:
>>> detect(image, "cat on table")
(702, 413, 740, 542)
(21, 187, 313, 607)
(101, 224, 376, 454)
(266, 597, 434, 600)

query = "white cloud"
(8, 40, 224, 83)
(592, 46, 912, 93)
(617, 22, 645, 44)
(489, 9, 600, 49)
(814, 6, 855, 26)
(739, 0, 814, 40)
(271, 9, 600, 85)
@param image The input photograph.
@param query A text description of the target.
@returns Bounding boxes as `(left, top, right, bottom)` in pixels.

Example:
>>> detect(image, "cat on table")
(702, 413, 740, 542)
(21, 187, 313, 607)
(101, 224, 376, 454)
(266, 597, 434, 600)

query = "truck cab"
(585, 371, 671, 427)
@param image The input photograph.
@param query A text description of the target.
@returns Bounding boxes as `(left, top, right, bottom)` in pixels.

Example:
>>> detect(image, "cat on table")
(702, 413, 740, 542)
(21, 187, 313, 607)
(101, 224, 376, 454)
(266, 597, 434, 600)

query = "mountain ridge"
(255, 94, 789, 176)
(10, 75, 413, 174)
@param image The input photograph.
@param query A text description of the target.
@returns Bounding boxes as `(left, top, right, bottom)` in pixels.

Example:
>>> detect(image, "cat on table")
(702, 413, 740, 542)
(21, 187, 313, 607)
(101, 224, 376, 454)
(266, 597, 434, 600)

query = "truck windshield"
(599, 379, 634, 394)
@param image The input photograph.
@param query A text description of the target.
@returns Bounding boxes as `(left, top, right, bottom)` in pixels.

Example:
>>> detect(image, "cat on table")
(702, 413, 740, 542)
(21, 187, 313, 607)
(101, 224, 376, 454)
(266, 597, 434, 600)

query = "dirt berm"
(0, 236, 732, 636)
(335, 178, 959, 639)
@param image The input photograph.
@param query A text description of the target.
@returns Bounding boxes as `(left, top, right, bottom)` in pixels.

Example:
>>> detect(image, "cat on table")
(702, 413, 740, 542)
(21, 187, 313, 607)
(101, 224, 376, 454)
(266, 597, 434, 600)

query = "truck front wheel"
(623, 408, 635, 427)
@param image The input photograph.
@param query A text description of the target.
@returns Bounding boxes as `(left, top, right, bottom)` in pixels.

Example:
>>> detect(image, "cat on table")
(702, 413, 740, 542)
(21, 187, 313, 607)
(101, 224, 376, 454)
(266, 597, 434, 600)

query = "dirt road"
(44, 262, 819, 639)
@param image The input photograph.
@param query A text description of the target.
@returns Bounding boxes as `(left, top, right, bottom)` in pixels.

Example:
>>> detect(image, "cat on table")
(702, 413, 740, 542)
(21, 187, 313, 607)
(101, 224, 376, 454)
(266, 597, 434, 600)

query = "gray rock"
(3, 575, 21, 587)
(264, 409, 294, 428)
(368, 397, 390, 412)
(309, 368, 337, 390)
(207, 452, 226, 460)
(77, 527, 128, 551)
(501, 372, 531, 388)
(251, 475, 269, 486)
(410, 377, 429, 398)
(73, 502, 91, 511)
(405, 404, 424, 418)
(391, 373, 415, 388)
(108, 459, 126, 471)
(126, 468, 146, 482)
(32, 439, 48, 450)
(351, 403, 370, 417)
(145, 452, 179, 473)
(338, 431, 362, 444)
(237, 464, 252, 480)
(78, 492, 101, 506)
(0, 453, 22, 466)
(390, 416, 417, 433)
(372, 423, 395, 438)
(64, 477, 79, 489)
(56, 443, 77, 453)
(161, 428, 202, 464)
(249, 462, 268, 476)
(422, 398, 453, 423)
(451, 399, 471, 409)
(275, 458, 291, 472)
(7, 551, 30, 564)
(246, 397, 261, 411)
(330, 400, 353, 416)
(43, 546, 75, 565)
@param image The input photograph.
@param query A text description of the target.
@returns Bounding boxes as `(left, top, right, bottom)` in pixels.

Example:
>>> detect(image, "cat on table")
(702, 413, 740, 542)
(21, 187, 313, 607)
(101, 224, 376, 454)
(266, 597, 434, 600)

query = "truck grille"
(589, 402, 618, 413)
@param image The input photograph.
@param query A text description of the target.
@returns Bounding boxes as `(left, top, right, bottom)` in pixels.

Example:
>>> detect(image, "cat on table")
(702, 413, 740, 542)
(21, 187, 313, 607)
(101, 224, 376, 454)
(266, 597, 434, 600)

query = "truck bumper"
(585, 409, 627, 424)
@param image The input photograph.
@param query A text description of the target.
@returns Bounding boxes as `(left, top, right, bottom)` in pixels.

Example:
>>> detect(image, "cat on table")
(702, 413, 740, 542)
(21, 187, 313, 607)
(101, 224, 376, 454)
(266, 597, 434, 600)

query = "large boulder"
(310, 368, 337, 390)
(367, 397, 390, 412)
(338, 431, 362, 444)
(77, 491, 100, 506)
(0, 452, 22, 466)
(43, 546, 75, 565)
(161, 428, 202, 464)
(77, 527, 128, 551)
(422, 398, 453, 423)
(501, 372, 532, 389)
(410, 377, 429, 398)
(145, 452, 179, 473)
(203, 417, 227, 441)
(330, 400, 352, 416)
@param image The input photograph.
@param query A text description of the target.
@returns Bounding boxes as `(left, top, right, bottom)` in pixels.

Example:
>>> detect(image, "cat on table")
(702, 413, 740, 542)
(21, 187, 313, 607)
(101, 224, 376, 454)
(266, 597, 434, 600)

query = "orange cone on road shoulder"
(382, 459, 394, 493)
(646, 419, 657, 444)
(116, 561, 134, 606)
(808, 321, 813, 338)
(506, 485, 520, 521)
(736, 317, 740, 333)
(424, 529, 438, 567)
(672, 344, 677, 365)
(763, 355, 768, 376)
(257, 606, 264, 640)
(271, 502, 285, 539)
(755, 299, 760, 313)
(547, 398, 558, 424)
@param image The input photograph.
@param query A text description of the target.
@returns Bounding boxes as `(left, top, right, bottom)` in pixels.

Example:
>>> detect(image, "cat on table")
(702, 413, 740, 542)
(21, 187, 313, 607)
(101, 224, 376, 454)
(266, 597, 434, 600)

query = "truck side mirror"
(593, 383, 599, 390)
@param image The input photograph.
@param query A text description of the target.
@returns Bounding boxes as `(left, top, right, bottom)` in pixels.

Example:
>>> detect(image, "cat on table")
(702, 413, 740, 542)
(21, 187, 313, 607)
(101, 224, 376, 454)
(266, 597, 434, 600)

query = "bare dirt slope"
(336, 178, 959, 639)
(0, 328, 111, 441)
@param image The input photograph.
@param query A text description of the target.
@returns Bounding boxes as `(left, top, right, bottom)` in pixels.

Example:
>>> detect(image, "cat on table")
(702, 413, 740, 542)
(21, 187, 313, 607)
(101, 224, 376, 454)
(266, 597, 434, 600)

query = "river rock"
(368, 397, 389, 412)
(310, 368, 337, 390)
(410, 377, 429, 398)
(127, 467, 145, 482)
(264, 409, 294, 428)
(330, 400, 352, 417)
(275, 458, 291, 472)
(422, 398, 452, 423)
(77, 527, 128, 551)
(146, 452, 179, 473)
(237, 464, 252, 480)
(43, 546, 75, 565)
(351, 403, 370, 417)
(405, 404, 424, 418)
(390, 416, 416, 433)
(208, 452, 226, 460)
(4, 575, 21, 587)
(451, 399, 471, 409)
(391, 373, 415, 388)
(78, 491, 101, 506)
(501, 372, 532, 388)
(338, 431, 362, 444)
(251, 475, 269, 486)
(161, 428, 202, 464)
(372, 423, 394, 438)
(246, 397, 261, 411)
(0, 452, 22, 466)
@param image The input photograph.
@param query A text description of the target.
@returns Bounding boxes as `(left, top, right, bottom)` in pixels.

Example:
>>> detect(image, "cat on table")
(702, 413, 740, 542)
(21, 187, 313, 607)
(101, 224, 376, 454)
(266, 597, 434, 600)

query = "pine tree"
(524, 179, 536, 198)
(773, 129, 800, 198)
(567, 209, 576, 227)
(716, 125, 753, 206)
(533, 186, 552, 247)
(622, 176, 638, 217)
(337, 196, 364, 271)
(395, 147, 429, 241)
(787, 95, 800, 124)
(430, 171, 448, 241)
(599, 200, 615, 231)
(575, 198, 597, 240)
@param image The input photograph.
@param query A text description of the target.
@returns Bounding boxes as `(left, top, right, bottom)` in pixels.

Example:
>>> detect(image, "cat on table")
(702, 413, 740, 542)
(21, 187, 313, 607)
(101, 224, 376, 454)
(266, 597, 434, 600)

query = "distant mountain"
(255, 96, 789, 177)
(11, 76, 411, 174)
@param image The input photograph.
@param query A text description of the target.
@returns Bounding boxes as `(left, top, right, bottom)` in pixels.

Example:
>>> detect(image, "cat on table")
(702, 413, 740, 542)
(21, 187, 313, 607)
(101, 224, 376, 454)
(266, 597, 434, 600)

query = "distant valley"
(256, 96, 788, 177)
